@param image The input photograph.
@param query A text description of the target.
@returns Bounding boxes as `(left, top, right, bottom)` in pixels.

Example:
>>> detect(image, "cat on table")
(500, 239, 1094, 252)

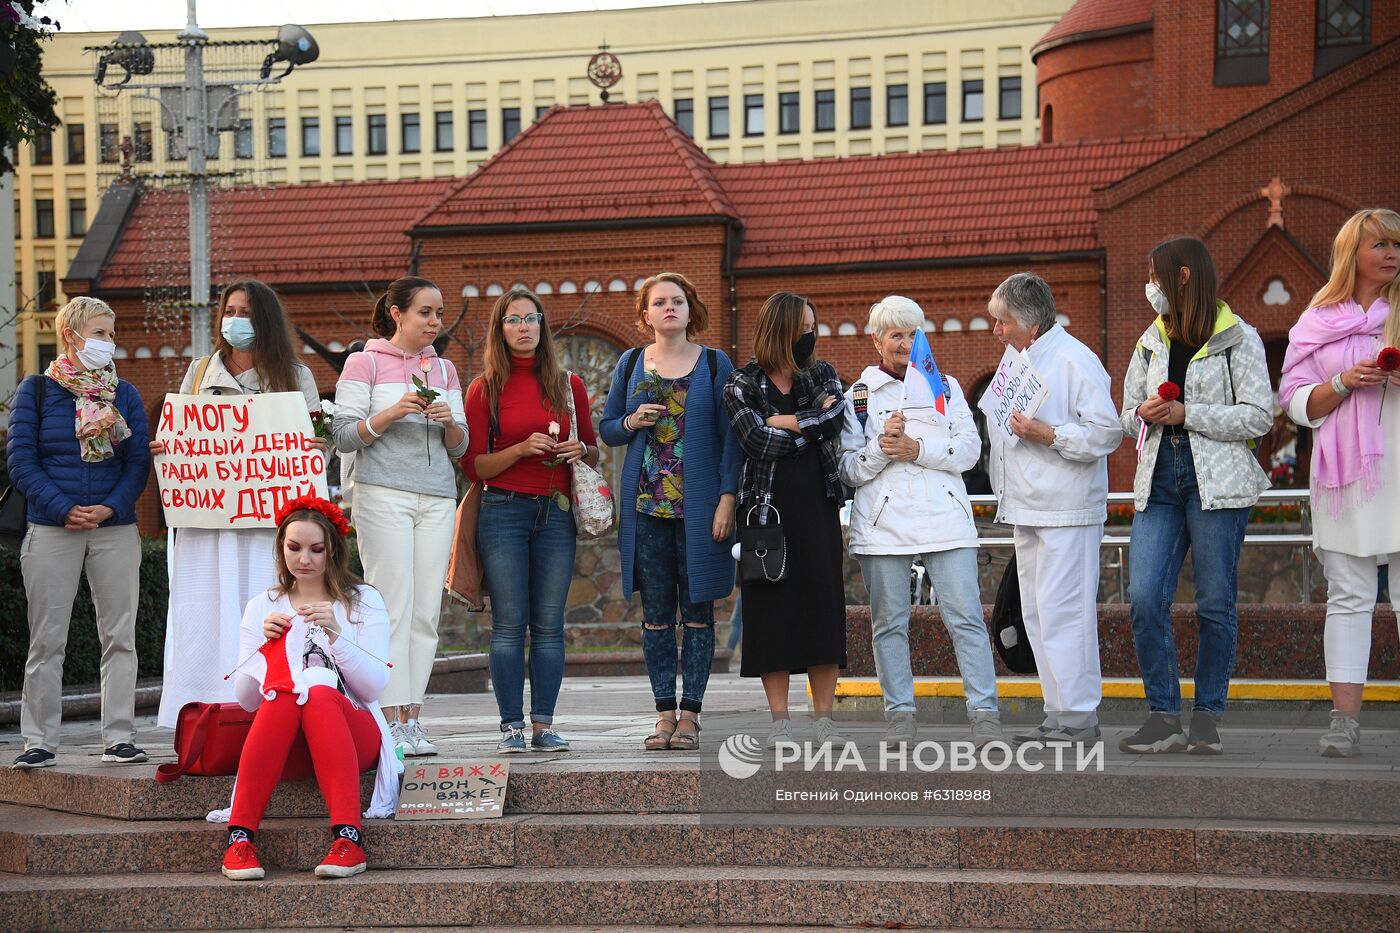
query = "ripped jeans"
(635, 512, 715, 713)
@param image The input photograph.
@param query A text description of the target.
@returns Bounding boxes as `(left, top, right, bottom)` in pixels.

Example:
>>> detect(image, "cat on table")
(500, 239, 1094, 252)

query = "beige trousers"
(20, 523, 142, 751)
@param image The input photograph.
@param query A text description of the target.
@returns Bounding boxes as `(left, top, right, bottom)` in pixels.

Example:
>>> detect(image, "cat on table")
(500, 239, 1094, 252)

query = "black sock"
(332, 824, 362, 847)
(227, 826, 255, 847)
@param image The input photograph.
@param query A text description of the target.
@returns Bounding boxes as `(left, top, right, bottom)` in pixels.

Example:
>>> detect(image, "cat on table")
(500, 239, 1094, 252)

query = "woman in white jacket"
(218, 497, 400, 882)
(986, 273, 1122, 745)
(840, 296, 1002, 748)
(1119, 237, 1272, 757)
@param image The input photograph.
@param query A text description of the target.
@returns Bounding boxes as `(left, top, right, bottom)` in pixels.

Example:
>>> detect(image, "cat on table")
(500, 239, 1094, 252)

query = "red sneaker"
(314, 837, 366, 878)
(221, 840, 265, 881)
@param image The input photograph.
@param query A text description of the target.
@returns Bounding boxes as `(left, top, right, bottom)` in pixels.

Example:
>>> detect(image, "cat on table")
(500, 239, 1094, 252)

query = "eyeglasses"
(503, 312, 544, 326)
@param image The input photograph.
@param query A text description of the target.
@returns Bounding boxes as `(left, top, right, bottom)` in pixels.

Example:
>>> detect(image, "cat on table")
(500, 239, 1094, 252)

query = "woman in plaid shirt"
(722, 291, 850, 749)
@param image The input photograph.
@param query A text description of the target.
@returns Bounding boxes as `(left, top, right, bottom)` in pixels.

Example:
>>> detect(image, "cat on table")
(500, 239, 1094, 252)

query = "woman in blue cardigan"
(600, 273, 741, 751)
(7, 297, 151, 769)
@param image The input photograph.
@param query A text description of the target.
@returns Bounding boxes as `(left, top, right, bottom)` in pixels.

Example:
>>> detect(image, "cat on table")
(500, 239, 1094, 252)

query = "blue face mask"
(221, 316, 256, 349)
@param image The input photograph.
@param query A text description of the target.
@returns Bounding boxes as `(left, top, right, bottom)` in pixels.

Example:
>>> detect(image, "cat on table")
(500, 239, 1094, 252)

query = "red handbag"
(154, 701, 313, 784)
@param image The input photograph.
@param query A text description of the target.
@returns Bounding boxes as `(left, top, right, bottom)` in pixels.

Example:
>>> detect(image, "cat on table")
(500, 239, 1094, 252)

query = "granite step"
(1, 865, 1397, 931)
(5, 761, 1400, 824)
(3, 803, 1397, 883)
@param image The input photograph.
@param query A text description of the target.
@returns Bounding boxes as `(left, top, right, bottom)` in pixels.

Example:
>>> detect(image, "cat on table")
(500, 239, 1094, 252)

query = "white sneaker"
(389, 721, 414, 758)
(407, 720, 438, 757)
(1319, 710, 1361, 758)
(813, 716, 846, 747)
(765, 718, 795, 749)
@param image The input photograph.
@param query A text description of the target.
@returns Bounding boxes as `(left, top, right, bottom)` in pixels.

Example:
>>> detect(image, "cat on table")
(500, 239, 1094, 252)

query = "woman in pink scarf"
(1279, 208, 1400, 758)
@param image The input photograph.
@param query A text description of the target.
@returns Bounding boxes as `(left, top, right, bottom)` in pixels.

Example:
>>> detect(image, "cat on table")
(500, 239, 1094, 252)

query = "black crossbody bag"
(738, 500, 787, 585)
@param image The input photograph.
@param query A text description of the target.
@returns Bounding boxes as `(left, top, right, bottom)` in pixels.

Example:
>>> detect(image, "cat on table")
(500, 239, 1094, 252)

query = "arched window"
(1055, 313, 1072, 329)
(817, 323, 832, 337)
(634, 277, 647, 291)
(159, 346, 178, 358)
(583, 280, 602, 294)
(559, 280, 578, 294)
(134, 346, 153, 359)
(837, 321, 858, 336)
(608, 278, 627, 292)
(1041, 103, 1053, 144)
(536, 282, 553, 295)
(942, 318, 963, 332)
(968, 316, 990, 331)
(462, 284, 479, 298)
(485, 283, 504, 296)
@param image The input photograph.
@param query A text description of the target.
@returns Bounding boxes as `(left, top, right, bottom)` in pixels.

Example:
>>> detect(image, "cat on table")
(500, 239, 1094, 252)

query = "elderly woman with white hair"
(985, 273, 1121, 745)
(7, 296, 151, 769)
(839, 296, 1003, 748)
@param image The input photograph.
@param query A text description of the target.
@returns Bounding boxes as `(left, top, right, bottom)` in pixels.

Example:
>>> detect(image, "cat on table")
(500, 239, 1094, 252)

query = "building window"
(999, 77, 1022, 119)
(36, 270, 57, 310)
(1316, 0, 1371, 76)
(674, 98, 694, 136)
(502, 107, 521, 142)
(923, 82, 947, 124)
(32, 128, 52, 165)
(234, 119, 253, 159)
(814, 89, 835, 131)
(1042, 104, 1054, 143)
(367, 114, 387, 155)
(334, 116, 352, 155)
(708, 96, 729, 139)
(850, 86, 871, 129)
(133, 122, 153, 161)
(68, 198, 86, 237)
(1215, 0, 1270, 86)
(777, 92, 799, 134)
(65, 124, 85, 164)
(34, 199, 55, 238)
(401, 112, 421, 153)
(302, 117, 321, 156)
(468, 109, 488, 149)
(962, 80, 984, 121)
(887, 84, 908, 127)
(267, 118, 286, 158)
(434, 111, 453, 151)
(99, 123, 119, 163)
(534, 105, 550, 120)
(744, 94, 764, 136)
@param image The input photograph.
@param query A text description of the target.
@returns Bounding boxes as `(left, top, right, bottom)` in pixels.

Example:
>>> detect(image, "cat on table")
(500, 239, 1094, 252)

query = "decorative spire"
(587, 42, 623, 103)
(1260, 176, 1290, 229)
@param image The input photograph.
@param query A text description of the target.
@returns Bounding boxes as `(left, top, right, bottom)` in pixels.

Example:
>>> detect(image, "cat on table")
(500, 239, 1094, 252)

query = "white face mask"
(1145, 281, 1170, 317)
(221, 315, 257, 350)
(75, 335, 116, 370)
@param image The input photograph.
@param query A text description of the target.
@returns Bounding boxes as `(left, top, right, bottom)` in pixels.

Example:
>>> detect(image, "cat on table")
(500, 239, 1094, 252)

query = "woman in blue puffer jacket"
(6, 296, 151, 770)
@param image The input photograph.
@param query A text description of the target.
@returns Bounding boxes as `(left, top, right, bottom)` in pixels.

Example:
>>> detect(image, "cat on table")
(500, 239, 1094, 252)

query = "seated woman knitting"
(219, 496, 399, 881)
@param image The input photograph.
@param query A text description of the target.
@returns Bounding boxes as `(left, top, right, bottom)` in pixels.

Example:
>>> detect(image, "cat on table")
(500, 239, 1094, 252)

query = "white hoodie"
(839, 365, 980, 556)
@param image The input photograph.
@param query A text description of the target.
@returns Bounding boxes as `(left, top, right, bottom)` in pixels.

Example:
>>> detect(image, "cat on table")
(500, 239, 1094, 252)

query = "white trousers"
(1013, 523, 1103, 730)
(1318, 548, 1398, 684)
(352, 483, 457, 708)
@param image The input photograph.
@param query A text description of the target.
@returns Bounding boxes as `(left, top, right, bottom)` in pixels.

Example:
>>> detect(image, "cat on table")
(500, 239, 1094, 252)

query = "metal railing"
(964, 489, 1316, 603)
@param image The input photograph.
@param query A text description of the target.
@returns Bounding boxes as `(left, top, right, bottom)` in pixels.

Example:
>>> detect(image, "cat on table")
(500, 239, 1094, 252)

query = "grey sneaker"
(812, 716, 846, 747)
(884, 712, 918, 746)
(406, 721, 438, 757)
(496, 725, 528, 754)
(1011, 724, 1055, 747)
(765, 718, 795, 749)
(1043, 724, 1102, 744)
(970, 710, 1004, 749)
(1319, 710, 1361, 758)
(389, 722, 415, 758)
(1119, 713, 1187, 754)
(1187, 712, 1223, 755)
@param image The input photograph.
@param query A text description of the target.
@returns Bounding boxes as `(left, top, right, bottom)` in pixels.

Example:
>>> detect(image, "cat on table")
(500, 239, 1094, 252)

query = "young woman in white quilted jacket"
(1119, 236, 1272, 757)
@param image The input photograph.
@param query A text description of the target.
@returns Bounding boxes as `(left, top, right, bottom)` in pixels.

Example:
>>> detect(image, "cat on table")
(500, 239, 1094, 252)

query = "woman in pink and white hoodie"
(332, 275, 467, 757)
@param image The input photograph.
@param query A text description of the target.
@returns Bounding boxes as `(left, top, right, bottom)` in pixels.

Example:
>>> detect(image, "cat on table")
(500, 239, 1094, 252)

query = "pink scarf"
(1278, 298, 1389, 516)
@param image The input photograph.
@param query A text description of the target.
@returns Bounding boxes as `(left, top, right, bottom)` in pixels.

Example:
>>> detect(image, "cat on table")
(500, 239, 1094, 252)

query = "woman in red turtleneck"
(462, 287, 598, 754)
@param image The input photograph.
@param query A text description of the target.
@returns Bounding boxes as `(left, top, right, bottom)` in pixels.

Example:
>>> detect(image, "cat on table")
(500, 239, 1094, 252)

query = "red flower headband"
(274, 496, 351, 538)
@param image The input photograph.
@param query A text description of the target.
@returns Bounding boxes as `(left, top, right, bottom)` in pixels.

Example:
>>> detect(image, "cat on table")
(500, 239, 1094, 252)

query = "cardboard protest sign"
(976, 346, 1049, 448)
(154, 392, 327, 529)
(396, 760, 510, 820)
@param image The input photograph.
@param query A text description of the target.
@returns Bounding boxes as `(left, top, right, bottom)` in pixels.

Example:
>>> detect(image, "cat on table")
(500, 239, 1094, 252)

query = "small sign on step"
(396, 760, 510, 820)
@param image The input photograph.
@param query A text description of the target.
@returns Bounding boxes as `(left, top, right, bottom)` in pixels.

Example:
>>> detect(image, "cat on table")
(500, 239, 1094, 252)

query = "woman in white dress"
(156, 280, 323, 727)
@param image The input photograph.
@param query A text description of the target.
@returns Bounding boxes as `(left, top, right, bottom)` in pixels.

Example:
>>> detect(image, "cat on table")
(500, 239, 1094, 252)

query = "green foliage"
(0, 535, 169, 693)
(0, 2, 62, 176)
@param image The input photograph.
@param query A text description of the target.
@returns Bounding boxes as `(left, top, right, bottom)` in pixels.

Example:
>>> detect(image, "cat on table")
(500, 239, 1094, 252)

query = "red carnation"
(1378, 347, 1400, 372)
(1157, 381, 1181, 403)
(274, 495, 351, 538)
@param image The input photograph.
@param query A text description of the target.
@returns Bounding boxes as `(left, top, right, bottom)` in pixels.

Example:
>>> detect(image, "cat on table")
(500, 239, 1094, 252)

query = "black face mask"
(792, 331, 816, 364)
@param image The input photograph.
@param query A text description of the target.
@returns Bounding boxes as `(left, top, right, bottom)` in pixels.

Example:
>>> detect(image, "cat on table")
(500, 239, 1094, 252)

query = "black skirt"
(739, 383, 847, 677)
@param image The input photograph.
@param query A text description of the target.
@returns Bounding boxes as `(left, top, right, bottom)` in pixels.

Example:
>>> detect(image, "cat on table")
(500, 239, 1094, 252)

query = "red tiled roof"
(99, 176, 455, 291)
(413, 100, 739, 230)
(714, 135, 1199, 270)
(1032, 0, 1153, 59)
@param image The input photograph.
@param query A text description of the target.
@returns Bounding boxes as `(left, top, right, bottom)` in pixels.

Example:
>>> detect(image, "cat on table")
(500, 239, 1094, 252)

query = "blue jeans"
(858, 547, 998, 717)
(478, 489, 576, 730)
(1128, 436, 1250, 717)
(635, 512, 715, 713)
